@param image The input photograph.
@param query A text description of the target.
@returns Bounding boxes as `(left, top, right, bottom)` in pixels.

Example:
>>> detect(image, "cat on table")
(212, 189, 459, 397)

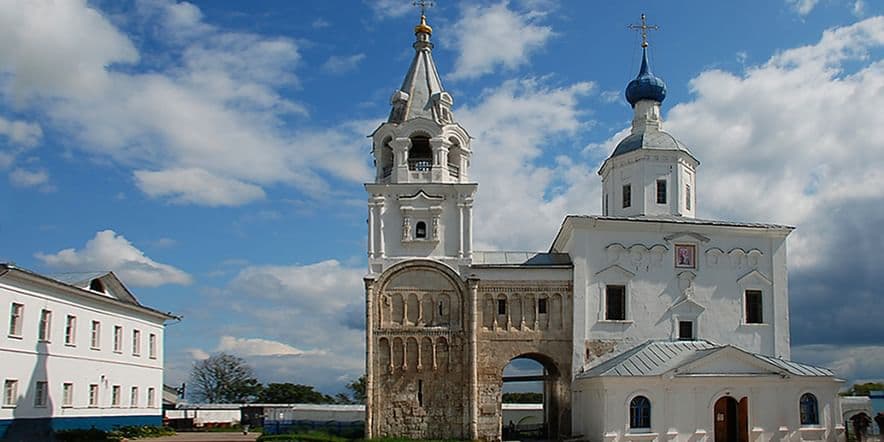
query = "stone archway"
(500, 353, 568, 441)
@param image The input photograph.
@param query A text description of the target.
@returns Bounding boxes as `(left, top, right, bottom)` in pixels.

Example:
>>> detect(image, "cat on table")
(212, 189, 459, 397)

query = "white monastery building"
(363, 13, 844, 442)
(0, 263, 175, 439)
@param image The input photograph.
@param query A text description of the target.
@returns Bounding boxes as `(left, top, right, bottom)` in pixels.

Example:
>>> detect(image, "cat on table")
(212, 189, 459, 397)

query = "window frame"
(685, 184, 692, 210)
(745, 290, 764, 324)
(130, 386, 139, 408)
(415, 221, 427, 239)
(605, 285, 627, 321)
(4, 379, 19, 407)
(62, 382, 74, 407)
(8, 303, 23, 338)
(65, 315, 77, 346)
(112, 385, 121, 407)
(656, 179, 667, 204)
(147, 387, 156, 408)
(629, 395, 652, 430)
(34, 380, 48, 407)
(132, 329, 141, 356)
(149, 333, 157, 359)
(678, 320, 694, 340)
(90, 320, 101, 349)
(113, 325, 123, 353)
(799, 393, 820, 426)
(38, 309, 52, 342)
(88, 384, 99, 407)
(622, 184, 632, 208)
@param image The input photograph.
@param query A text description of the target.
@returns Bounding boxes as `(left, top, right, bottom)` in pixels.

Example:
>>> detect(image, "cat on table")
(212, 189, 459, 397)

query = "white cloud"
(9, 167, 51, 190)
(792, 344, 884, 384)
(188, 348, 210, 361)
(135, 168, 266, 207)
(661, 16, 884, 269)
(366, 0, 414, 19)
(0, 0, 372, 207)
(0, 117, 42, 147)
(216, 336, 326, 358)
(458, 78, 595, 250)
(853, 0, 866, 17)
(35, 230, 192, 287)
(449, 2, 554, 80)
(786, 0, 820, 16)
(321, 54, 366, 74)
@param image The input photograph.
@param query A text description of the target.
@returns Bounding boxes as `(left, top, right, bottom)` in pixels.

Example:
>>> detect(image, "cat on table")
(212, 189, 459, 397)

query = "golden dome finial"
(415, 14, 432, 35)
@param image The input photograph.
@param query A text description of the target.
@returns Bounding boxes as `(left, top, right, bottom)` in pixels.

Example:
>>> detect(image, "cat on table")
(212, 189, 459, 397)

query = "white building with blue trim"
(0, 263, 175, 440)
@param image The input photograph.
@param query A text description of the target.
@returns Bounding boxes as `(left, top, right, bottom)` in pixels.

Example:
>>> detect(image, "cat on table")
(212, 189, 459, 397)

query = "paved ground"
(144, 432, 259, 442)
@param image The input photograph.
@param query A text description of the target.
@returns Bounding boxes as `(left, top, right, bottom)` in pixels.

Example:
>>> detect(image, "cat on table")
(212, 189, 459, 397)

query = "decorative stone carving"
(604, 243, 668, 272)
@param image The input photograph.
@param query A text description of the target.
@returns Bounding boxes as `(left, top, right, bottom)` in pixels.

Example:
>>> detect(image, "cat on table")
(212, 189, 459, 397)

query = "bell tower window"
(415, 221, 427, 239)
(409, 135, 432, 171)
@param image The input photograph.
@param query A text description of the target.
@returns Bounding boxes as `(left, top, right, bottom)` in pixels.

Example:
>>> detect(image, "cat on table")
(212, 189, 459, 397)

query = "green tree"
(256, 383, 334, 404)
(841, 382, 884, 396)
(502, 392, 543, 403)
(346, 375, 366, 404)
(190, 352, 261, 403)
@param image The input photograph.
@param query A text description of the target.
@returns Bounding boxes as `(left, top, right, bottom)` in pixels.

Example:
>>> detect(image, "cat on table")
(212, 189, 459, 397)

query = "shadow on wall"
(3, 341, 54, 442)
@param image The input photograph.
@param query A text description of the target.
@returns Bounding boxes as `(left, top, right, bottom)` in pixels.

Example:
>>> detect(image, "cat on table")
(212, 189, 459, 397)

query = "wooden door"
(714, 397, 738, 442)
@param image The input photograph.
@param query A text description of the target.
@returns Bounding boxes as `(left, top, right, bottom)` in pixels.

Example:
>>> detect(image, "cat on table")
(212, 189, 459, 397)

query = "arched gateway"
(365, 260, 572, 440)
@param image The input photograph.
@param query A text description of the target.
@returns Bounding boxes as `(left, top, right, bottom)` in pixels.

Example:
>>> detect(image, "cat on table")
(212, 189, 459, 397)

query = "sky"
(1, 0, 883, 396)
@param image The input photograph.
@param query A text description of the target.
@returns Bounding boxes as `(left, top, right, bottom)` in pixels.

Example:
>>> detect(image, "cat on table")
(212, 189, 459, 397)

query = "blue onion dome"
(625, 47, 667, 106)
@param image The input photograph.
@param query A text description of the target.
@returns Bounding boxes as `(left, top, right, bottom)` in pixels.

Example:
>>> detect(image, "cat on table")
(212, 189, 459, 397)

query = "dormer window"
(415, 221, 427, 239)
(89, 278, 105, 293)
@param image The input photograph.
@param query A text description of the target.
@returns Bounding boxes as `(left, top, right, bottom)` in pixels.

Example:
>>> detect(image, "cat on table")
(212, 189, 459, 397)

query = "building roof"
(471, 251, 572, 268)
(578, 340, 834, 379)
(625, 47, 667, 106)
(610, 130, 693, 158)
(571, 214, 794, 230)
(387, 15, 449, 124)
(0, 263, 177, 321)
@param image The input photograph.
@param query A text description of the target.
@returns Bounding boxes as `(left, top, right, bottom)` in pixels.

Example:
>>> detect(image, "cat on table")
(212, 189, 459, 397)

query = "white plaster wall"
(0, 278, 165, 421)
(558, 219, 791, 374)
(573, 376, 843, 442)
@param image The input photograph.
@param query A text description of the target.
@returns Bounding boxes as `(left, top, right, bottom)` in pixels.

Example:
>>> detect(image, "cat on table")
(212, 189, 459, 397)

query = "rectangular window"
(88, 384, 99, 407)
(113, 325, 122, 352)
(132, 329, 141, 356)
(9, 303, 23, 337)
(34, 381, 48, 407)
(38, 309, 52, 342)
(65, 315, 77, 346)
(112, 385, 121, 407)
(678, 321, 694, 340)
(686, 184, 692, 210)
(538, 298, 548, 314)
(91, 321, 101, 349)
(62, 383, 74, 407)
(3, 379, 18, 407)
(745, 290, 763, 324)
(656, 179, 667, 204)
(605, 285, 626, 321)
(604, 194, 609, 215)
(497, 299, 506, 315)
(147, 387, 156, 408)
(149, 333, 157, 359)
(622, 184, 632, 208)
(130, 386, 139, 408)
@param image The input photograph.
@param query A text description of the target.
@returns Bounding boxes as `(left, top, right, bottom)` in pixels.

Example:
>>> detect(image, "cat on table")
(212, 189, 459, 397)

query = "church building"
(363, 13, 843, 442)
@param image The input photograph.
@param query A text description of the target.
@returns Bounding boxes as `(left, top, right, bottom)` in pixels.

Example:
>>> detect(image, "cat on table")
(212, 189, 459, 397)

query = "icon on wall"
(675, 244, 696, 269)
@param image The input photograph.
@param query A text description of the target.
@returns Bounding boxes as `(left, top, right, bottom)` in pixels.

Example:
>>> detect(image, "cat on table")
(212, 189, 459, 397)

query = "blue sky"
(1, 0, 883, 396)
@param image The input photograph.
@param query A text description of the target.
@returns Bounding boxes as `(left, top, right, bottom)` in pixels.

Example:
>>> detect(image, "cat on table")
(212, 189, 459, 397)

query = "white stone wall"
(557, 218, 792, 375)
(0, 275, 165, 422)
(572, 376, 843, 442)
(600, 150, 697, 218)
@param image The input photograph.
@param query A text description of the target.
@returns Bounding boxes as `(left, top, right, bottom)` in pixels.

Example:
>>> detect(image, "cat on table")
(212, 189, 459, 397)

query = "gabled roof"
(578, 340, 834, 379)
(0, 263, 177, 321)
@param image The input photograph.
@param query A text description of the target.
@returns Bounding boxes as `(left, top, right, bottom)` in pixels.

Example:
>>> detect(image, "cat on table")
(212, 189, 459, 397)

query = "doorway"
(501, 354, 563, 440)
(713, 396, 748, 442)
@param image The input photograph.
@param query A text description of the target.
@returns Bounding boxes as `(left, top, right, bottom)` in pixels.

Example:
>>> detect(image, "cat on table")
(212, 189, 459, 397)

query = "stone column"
(392, 137, 411, 182)
(467, 277, 480, 440)
(430, 137, 449, 181)
(457, 199, 465, 258)
(364, 277, 376, 439)
(464, 197, 474, 259)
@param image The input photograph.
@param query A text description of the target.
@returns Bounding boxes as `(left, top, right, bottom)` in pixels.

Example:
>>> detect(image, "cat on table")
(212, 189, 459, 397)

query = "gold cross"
(627, 13, 659, 48)
(413, 0, 435, 16)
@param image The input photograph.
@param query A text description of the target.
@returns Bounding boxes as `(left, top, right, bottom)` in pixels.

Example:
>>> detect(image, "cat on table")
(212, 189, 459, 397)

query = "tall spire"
(387, 10, 454, 125)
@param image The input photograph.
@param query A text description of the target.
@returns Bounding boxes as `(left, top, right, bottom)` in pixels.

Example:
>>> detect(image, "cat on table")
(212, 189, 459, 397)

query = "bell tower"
(365, 13, 476, 275)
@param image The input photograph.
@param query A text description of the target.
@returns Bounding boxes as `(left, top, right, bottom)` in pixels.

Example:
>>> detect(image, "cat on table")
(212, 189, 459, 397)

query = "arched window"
(415, 221, 427, 239)
(799, 393, 819, 425)
(630, 396, 651, 429)
(409, 135, 432, 171)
